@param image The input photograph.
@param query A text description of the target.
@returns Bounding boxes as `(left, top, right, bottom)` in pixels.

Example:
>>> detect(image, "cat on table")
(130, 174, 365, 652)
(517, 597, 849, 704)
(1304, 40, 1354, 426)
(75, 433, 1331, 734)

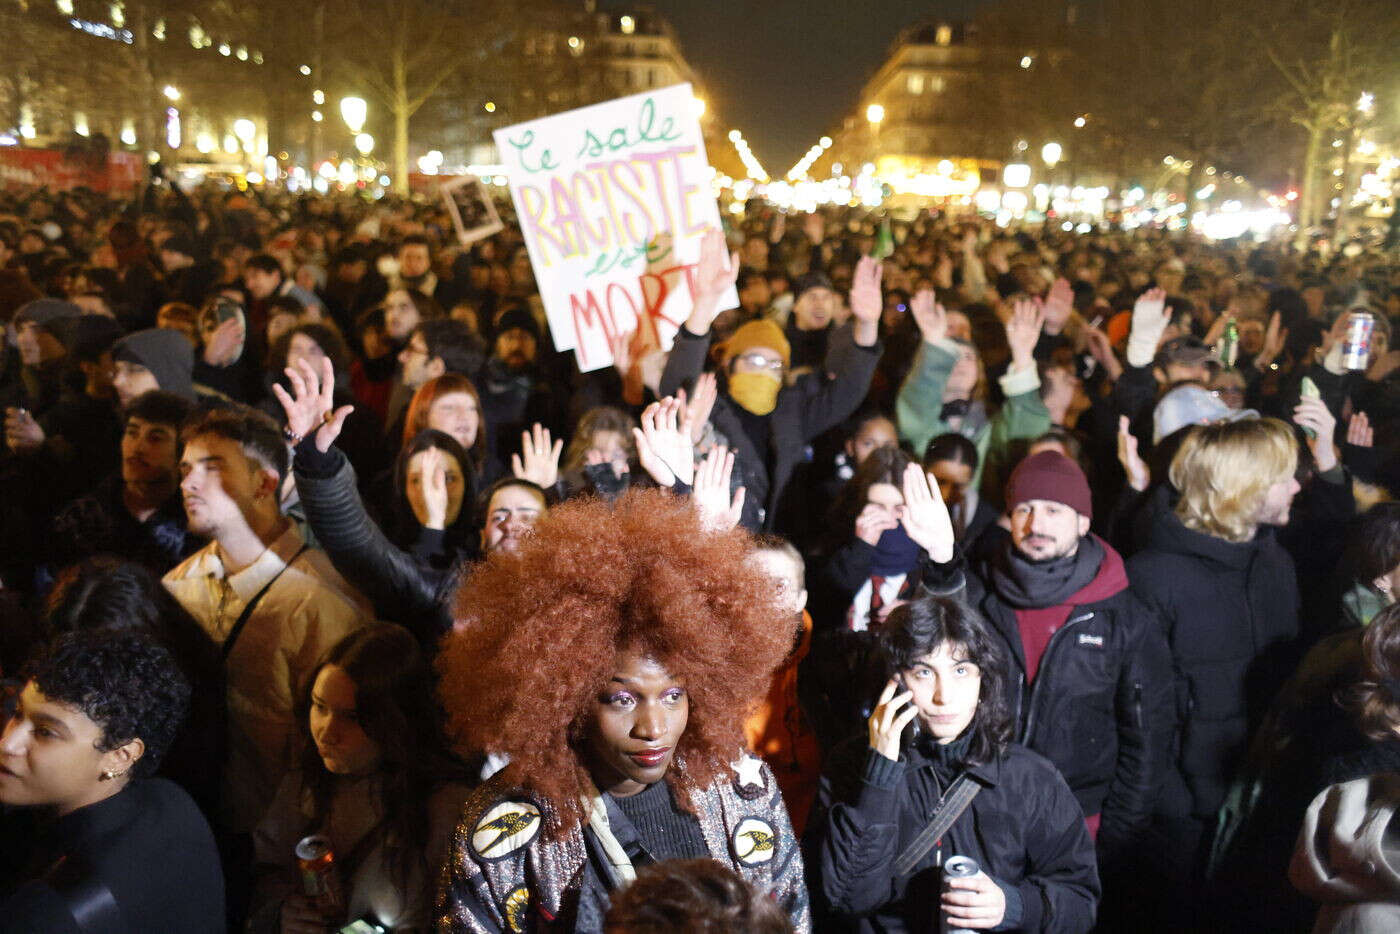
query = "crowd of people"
(0, 170, 1397, 933)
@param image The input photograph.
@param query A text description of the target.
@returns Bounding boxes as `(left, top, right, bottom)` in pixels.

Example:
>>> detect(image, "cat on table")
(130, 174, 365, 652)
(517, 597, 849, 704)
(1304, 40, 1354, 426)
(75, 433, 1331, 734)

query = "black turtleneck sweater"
(609, 779, 710, 863)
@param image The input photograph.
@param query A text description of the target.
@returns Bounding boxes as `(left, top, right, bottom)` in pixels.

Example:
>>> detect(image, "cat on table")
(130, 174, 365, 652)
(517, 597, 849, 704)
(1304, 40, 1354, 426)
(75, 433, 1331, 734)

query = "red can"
(296, 834, 345, 918)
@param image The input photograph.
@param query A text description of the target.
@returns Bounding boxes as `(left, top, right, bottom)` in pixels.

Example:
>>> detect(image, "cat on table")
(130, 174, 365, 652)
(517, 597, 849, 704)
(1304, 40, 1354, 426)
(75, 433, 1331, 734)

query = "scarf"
(988, 534, 1104, 609)
(871, 525, 924, 575)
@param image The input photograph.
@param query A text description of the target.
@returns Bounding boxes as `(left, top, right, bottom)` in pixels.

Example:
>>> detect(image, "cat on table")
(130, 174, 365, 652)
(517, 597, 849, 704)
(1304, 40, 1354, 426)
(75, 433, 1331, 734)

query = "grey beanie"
(14, 298, 82, 333)
(112, 328, 196, 401)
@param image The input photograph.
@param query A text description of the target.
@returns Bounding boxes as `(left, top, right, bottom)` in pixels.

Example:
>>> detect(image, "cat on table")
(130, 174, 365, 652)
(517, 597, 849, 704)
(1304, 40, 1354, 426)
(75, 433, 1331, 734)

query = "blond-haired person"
(1126, 416, 1306, 925)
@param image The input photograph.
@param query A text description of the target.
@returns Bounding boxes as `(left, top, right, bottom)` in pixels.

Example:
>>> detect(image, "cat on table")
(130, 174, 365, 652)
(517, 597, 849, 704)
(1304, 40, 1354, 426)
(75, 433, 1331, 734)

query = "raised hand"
(898, 462, 954, 563)
(868, 678, 919, 762)
(1255, 311, 1288, 370)
(1346, 411, 1374, 448)
(1042, 277, 1074, 334)
(417, 445, 450, 530)
(685, 227, 739, 335)
(855, 502, 900, 546)
(1004, 298, 1045, 373)
(1117, 415, 1149, 492)
(1293, 396, 1338, 473)
(909, 288, 947, 345)
(692, 443, 745, 531)
(271, 356, 355, 453)
(511, 423, 562, 490)
(684, 371, 718, 443)
(202, 315, 245, 367)
(849, 255, 883, 347)
(632, 397, 695, 488)
(1085, 326, 1123, 381)
(1126, 287, 1170, 367)
(802, 212, 825, 246)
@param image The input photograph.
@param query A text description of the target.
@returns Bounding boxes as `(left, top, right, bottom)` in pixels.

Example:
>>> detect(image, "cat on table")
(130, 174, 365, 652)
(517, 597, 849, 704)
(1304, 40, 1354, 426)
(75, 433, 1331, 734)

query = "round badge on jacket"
(472, 801, 542, 861)
(732, 816, 778, 865)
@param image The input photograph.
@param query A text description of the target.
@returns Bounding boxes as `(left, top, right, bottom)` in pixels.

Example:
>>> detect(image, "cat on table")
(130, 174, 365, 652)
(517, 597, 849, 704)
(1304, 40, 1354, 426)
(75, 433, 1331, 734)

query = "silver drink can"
(941, 855, 980, 934)
(1341, 312, 1375, 371)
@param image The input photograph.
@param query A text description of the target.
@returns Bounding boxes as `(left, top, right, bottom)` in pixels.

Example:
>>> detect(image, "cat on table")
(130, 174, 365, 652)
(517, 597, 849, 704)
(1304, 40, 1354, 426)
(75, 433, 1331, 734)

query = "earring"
(100, 770, 116, 781)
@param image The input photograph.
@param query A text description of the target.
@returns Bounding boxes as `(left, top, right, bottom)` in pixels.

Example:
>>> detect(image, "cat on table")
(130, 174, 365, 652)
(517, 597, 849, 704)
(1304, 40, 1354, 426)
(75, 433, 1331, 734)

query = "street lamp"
(866, 103, 885, 125)
(340, 97, 367, 134)
(163, 85, 180, 102)
(1041, 141, 1062, 167)
(354, 133, 374, 156)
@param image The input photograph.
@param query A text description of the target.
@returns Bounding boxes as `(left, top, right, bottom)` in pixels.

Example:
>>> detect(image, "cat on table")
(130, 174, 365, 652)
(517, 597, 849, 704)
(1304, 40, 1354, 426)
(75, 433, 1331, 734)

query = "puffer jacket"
(1127, 501, 1299, 820)
(292, 439, 458, 646)
(919, 540, 1175, 859)
(807, 736, 1099, 933)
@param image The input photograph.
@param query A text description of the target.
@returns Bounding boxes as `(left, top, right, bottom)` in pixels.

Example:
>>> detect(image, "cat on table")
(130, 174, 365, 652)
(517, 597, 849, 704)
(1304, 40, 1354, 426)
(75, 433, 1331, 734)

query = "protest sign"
(440, 175, 504, 248)
(493, 82, 736, 371)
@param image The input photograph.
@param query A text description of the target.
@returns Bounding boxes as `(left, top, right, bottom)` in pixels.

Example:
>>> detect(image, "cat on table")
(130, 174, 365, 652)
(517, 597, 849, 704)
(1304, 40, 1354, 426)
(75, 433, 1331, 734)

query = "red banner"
(0, 148, 144, 193)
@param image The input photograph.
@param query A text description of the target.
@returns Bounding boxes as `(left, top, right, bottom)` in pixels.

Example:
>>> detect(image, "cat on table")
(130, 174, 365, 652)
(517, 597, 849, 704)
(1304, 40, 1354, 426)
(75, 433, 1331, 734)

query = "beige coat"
(163, 524, 368, 832)
(1291, 772, 1400, 933)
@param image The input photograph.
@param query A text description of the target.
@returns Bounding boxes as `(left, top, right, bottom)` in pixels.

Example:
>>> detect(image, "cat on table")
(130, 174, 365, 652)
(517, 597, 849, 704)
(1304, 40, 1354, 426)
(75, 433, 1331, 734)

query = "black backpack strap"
(891, 774, 981, 878)
(44, 852, 127, 934)
(222, 544, 309, 659)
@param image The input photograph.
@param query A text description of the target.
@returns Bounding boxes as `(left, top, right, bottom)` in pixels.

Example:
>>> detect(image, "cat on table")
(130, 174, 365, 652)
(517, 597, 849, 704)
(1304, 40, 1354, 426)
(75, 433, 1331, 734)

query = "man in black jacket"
(660, 230, 883, 532)
(916, 451, 1175, 865)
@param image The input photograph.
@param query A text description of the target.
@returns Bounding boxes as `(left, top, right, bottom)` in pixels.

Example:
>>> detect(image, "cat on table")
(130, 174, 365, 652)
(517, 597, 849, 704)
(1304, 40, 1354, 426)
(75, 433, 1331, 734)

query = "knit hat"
(14, 298, 82, 333)
(112, 328, 196, 401)
(1004, 450, 1093, 518)
(494, 306, 540, 342)
(720, 318, 791, 369)
(792, 271, 836, 302)
(1154, 335, 1215, 371)
(1152, 383, 1258, 444)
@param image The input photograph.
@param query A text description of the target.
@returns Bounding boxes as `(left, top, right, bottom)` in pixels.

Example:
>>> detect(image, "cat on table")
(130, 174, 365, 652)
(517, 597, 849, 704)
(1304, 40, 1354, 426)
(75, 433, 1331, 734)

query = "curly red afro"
(436, 488, 791, 834)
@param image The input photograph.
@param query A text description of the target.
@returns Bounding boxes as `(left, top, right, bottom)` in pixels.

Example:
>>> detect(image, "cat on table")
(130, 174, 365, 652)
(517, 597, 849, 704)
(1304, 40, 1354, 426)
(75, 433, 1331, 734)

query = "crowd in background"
(0, 168, 1397, 932)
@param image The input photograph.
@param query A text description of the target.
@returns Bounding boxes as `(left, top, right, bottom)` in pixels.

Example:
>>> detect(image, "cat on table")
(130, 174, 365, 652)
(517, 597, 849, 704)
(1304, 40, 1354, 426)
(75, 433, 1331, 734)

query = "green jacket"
(895, 338, 1051, 495)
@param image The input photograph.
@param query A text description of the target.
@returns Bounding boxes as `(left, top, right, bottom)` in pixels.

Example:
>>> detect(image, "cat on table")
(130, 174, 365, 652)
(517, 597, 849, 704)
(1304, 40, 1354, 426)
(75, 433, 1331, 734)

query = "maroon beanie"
(1005, 450, 1092, 518)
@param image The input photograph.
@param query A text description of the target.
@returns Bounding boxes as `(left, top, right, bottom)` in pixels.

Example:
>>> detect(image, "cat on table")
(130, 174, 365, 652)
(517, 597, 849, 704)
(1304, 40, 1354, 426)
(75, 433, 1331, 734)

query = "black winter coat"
(807, 738, 1099, 933)
(659, 323, 880, 531)
(0, 779, 225, 932)
(1127, 502, 1299, 820)
(292, 441, 458, 647)
(918, 544, 1175, 857)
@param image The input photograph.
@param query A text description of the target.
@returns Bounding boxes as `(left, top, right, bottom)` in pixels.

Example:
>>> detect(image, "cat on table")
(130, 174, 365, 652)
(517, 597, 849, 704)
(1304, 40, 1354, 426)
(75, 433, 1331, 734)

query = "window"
(930, 75, 946, 93)
(935, 24, 952, 46)
(908, 74, 924, 95)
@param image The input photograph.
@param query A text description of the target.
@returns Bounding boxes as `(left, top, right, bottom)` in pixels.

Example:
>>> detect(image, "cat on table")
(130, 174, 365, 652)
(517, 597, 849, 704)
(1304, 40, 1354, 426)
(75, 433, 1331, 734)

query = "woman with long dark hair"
(807, 591, 1099, 933)
(248, 624, 471, 932)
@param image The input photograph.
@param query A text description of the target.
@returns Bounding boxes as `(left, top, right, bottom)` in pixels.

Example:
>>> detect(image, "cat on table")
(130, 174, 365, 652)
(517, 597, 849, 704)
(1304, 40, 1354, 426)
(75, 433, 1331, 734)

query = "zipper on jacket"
(1024, 612, 1094, 743)
(1131, 682, 1144, 731)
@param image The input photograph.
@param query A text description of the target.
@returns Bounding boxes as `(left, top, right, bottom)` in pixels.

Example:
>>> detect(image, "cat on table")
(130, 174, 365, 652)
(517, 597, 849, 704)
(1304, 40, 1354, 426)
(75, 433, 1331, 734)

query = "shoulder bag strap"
(222, 544, 310, 659)
(44, 851, 128, 934)
(891, 774, 981, 878)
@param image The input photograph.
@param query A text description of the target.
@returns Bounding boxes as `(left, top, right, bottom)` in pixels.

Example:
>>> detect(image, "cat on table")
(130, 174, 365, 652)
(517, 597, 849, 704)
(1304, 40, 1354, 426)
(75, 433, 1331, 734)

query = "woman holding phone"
(806, 468, 1098, 934)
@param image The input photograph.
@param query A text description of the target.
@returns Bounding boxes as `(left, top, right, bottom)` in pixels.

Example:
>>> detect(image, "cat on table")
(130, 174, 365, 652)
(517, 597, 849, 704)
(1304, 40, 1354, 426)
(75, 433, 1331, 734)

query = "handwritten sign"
(494, 83, 736, 371)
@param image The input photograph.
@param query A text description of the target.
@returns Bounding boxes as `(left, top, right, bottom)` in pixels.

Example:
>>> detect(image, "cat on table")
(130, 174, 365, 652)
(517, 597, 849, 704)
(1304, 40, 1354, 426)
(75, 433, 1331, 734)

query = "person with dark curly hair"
(806, 593, 1099, 934)
(603, 858, 794, 933)
(0, 630, 225, 931)
(436, 489, 809, 932)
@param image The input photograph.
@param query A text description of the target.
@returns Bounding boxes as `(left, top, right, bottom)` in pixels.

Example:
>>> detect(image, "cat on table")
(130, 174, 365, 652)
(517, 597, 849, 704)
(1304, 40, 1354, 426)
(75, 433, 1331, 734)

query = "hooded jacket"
(1291, 774, 1400, 934)
(112, 328, 196, 401)
(1126, 501, 1299, 820)
(919, 537, 1175, 858)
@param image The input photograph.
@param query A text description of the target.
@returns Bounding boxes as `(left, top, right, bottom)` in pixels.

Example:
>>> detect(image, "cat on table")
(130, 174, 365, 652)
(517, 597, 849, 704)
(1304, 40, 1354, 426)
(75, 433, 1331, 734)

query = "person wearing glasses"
(660, 230, 885, 532)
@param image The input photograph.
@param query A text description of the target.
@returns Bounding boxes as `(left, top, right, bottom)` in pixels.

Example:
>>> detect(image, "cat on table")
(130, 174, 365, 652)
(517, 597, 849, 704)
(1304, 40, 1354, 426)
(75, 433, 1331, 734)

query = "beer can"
(1341, 312, 1374, 371)
(941, 855, 980, 934)
(295, 834, 344, 915)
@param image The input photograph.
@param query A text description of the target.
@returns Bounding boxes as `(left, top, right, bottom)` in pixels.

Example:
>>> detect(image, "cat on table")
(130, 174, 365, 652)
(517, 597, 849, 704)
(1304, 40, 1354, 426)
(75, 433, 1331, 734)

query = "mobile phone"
(895, 673, 923, 750)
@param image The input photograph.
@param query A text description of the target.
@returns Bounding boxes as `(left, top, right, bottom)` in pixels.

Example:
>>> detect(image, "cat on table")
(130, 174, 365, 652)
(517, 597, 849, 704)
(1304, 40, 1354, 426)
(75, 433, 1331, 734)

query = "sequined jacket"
(436, 756, 811, 932)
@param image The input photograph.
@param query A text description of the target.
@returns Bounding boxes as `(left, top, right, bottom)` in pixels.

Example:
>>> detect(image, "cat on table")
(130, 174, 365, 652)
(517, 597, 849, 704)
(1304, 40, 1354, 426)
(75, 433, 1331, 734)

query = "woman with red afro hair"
(436, 488, 810, 932)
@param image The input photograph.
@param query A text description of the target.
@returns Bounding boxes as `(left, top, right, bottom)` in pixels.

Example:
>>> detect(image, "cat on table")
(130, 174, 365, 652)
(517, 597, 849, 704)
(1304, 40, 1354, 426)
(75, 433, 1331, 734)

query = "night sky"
(646, 0, 988, 174)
